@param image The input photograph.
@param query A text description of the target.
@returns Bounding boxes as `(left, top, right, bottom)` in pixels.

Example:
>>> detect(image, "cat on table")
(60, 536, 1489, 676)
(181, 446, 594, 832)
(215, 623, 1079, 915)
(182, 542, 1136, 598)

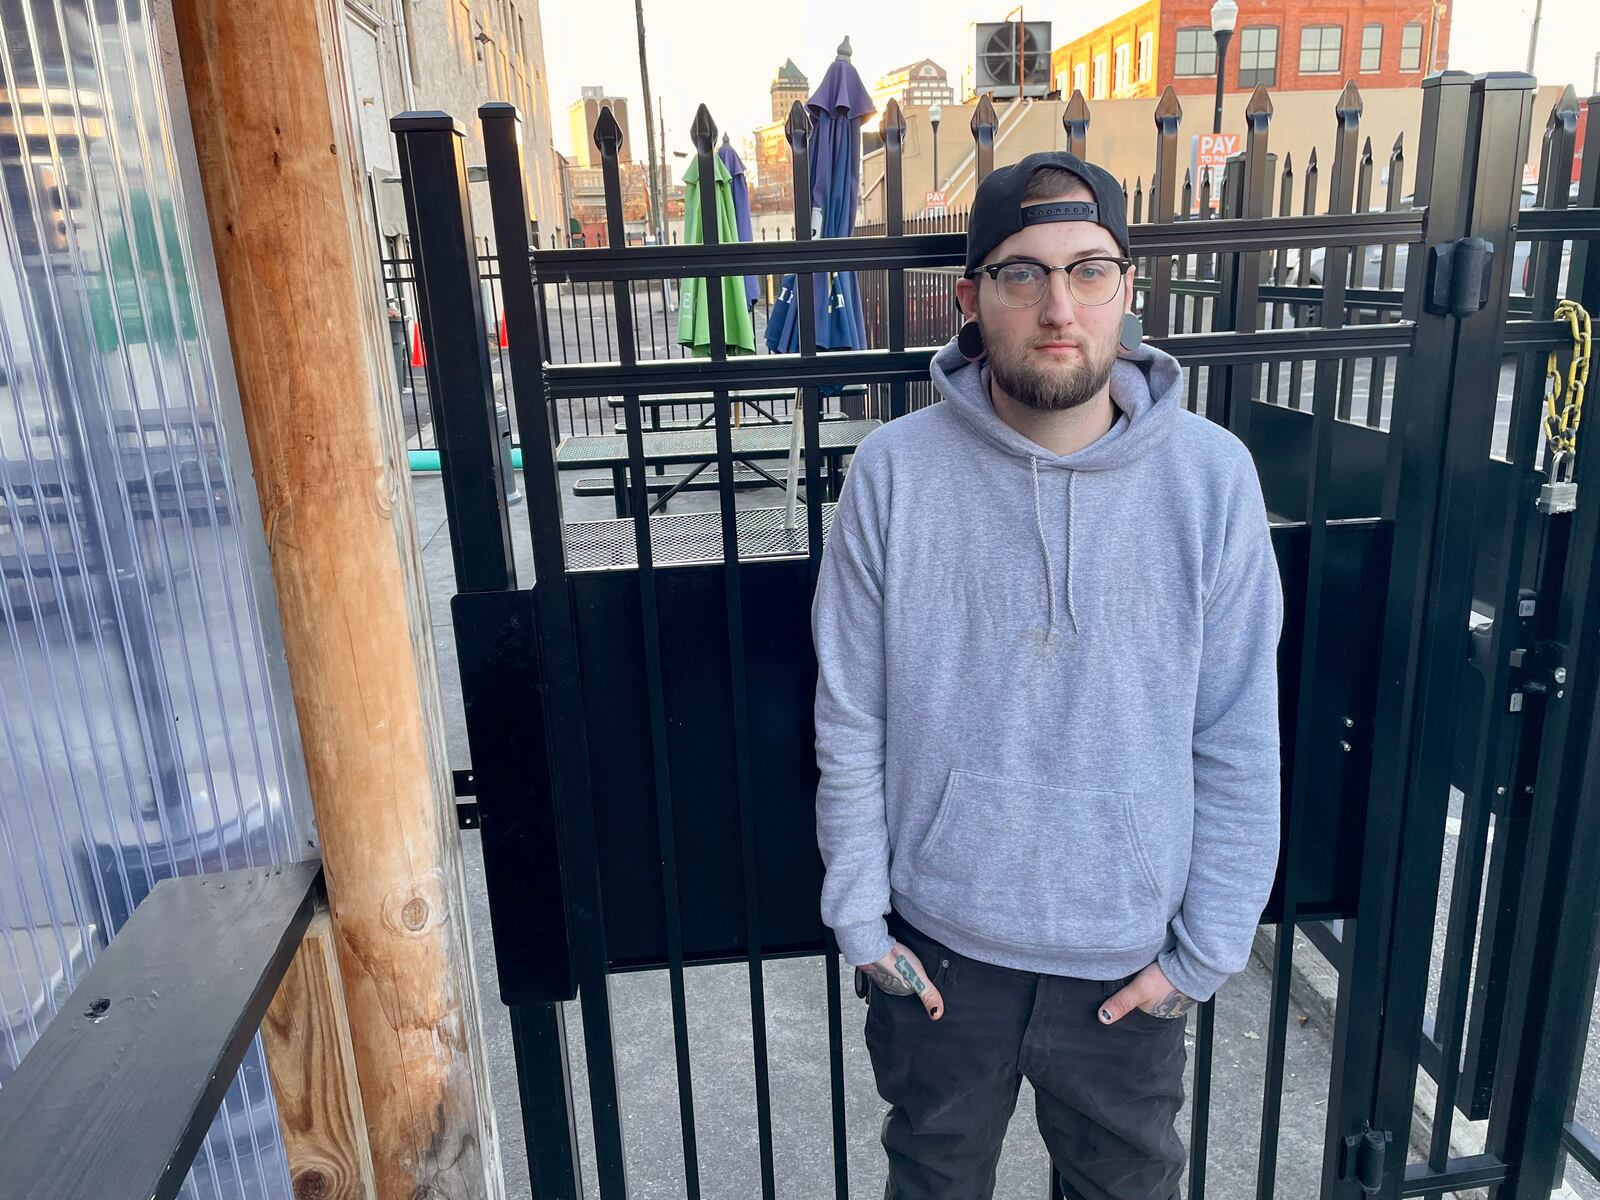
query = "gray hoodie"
(811, 336, 1284, 1002)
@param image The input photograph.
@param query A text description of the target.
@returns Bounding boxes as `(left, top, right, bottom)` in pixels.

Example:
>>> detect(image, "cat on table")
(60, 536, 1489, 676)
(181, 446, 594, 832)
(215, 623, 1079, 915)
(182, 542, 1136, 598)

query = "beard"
(984, 329, 1117, 412)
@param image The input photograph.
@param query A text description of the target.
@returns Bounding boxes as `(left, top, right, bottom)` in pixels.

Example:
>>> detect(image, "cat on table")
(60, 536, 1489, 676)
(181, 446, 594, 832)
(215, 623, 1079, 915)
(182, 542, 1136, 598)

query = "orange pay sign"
(1195, 132, 1241, 170)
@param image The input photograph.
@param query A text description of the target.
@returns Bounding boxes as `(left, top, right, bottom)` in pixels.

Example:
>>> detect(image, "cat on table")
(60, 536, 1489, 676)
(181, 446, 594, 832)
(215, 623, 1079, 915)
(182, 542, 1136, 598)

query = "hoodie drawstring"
(1065, 471, 1079, 633)
(1030, 456, 1079, 639)
(1031, 456, 1057, 637)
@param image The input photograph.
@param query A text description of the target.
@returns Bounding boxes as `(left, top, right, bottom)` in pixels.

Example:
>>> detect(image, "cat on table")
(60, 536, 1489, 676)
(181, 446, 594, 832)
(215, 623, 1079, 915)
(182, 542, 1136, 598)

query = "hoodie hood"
(927, 335, 1186, 639)
(928, 335, 1184, 470)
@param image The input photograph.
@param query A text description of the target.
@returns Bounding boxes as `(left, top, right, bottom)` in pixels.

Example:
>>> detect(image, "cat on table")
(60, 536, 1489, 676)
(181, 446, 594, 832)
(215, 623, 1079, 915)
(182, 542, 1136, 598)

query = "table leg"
(612, 466, 627, 518)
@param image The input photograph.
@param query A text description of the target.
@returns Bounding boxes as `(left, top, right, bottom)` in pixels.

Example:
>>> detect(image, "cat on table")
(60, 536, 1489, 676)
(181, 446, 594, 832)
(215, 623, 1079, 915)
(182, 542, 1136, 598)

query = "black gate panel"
(573, 559, 826, 968)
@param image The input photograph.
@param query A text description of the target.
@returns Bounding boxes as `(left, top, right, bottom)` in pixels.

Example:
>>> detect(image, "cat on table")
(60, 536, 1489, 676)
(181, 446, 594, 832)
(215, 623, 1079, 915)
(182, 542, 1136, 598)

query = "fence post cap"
(594, 106, 624, 155)
(1064, 89, 1090, 128)
(1473, 71, 1537, 92)
(785, 100, 811, 147)
(1247, 83, 1274, 124)
(972, 93, 998, 135)
(391, 111, 464, 135)
(691, 104, 718, 153)
(479, 102, 521, 122)
(882, 98, 905, 145)
(1334, 80, 1363, 122)
(1154, 86, 1182, 130)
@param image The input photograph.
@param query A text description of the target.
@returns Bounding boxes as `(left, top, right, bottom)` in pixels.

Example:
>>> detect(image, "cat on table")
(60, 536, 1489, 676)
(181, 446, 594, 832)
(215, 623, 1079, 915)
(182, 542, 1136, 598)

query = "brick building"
(1051, 0, 1451, 102)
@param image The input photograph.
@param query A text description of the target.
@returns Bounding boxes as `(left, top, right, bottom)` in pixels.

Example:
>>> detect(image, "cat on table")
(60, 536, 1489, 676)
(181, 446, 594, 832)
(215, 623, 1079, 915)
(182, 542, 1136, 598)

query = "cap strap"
(1018, 201, 1101, 226)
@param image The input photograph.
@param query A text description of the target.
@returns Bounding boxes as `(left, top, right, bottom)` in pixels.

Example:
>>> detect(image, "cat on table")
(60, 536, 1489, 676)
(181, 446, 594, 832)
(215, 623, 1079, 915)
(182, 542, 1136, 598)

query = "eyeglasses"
(967, 256, 1134, 309)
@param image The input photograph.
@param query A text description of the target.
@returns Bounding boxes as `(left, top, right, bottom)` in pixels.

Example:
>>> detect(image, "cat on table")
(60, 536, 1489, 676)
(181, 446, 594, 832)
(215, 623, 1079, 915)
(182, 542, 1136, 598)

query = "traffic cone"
(498, 313, 508, 348)
(410, 320, 427, 368)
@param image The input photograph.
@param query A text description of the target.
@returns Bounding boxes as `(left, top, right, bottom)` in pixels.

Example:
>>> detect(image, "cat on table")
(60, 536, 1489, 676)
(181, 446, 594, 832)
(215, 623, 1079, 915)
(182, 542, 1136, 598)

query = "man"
(810, 150, 1284, 1200)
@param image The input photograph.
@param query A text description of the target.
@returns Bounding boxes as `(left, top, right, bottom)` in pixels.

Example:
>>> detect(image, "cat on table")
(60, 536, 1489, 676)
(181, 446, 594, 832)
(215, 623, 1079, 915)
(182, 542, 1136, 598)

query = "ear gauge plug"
(957, 320, 987, 361)
(1118, 311, 1143, 353)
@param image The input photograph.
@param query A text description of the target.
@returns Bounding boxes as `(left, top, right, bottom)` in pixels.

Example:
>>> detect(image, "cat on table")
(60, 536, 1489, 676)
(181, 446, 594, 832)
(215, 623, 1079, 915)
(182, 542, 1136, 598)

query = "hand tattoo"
(1142, 988, 1196, 1019)
(862, 948, 926, 997)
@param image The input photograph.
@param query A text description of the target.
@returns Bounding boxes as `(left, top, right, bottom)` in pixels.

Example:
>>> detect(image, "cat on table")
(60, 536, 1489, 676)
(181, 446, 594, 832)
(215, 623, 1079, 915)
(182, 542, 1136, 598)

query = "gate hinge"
(1339, 1126, 1393, 1194)
(453, 769, 480, 829)
(1425, 237, 1495, 318)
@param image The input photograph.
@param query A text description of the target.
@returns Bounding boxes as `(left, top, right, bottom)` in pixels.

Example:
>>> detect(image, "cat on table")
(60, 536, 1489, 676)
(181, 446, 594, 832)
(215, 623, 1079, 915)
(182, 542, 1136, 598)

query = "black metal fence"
(394, 74, 1600, 1200)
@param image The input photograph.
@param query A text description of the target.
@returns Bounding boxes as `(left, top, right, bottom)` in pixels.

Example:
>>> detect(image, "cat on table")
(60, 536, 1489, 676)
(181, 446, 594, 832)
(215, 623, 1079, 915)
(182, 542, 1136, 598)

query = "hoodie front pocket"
(912, 768, 1165, 954)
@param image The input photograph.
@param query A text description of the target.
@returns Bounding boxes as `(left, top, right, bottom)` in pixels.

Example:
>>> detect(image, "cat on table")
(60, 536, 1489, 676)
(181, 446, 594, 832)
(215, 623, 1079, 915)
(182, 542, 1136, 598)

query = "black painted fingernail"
(1099, 1007, 1113, 1024)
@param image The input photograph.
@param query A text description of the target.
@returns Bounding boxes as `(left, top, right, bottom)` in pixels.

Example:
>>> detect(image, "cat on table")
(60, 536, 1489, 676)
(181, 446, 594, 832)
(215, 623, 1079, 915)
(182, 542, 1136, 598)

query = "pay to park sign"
(1194, 132, 1240, 170)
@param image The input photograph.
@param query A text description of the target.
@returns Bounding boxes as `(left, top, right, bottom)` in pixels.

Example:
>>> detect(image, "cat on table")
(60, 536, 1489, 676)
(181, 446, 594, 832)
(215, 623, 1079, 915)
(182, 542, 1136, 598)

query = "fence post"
(883, 100, 908, 421)
(1145, 87, 1182, 339)
(1336, 71, 1538, 1199)
(1063, 89, 1090, 159)
(1488, 88, 1600, 1200)
(392, 114, 514, 586)
(474, 100, 608, 1200)
(972, 94, 998, 186)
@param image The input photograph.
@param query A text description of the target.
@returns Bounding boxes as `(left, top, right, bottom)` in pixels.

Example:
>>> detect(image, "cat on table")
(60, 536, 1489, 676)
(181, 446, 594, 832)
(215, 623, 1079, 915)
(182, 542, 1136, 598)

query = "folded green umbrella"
(677, 153, 756, 356)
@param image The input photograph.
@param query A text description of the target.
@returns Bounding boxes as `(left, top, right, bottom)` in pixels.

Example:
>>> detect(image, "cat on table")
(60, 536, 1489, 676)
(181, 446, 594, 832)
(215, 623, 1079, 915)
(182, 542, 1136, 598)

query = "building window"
(1073, 62, 1087, 95)
(1400, 22, 1424, 70)
(1092, 52, 1108, 99)
(1138, 32, 1153, 82)
(1174, 27, 1217, 77)
(1114, 43, 1131, 94)
(1237, 26, 1279, 88)
(1299, 25, 1343, 75)
(1360, 24, 1382, 72)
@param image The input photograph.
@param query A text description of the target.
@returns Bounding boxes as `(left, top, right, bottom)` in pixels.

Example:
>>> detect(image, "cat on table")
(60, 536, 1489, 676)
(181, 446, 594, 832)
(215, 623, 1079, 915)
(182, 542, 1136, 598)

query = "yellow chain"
(1545, 299, 1591, 482)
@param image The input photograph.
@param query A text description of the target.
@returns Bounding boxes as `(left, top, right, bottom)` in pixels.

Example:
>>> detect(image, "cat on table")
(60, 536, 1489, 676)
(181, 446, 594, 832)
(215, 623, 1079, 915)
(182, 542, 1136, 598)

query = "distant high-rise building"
(871, 59, 955, 114)
(754, 58, 811, 214)
(771, 57, 809, 122)
(568, 85, 632, 167)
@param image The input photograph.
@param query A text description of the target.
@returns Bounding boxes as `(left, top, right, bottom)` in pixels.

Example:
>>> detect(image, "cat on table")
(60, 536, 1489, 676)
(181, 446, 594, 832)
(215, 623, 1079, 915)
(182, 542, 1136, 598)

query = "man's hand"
(1099, 961, 1194, 1024)
(860, 940, 945, 1020)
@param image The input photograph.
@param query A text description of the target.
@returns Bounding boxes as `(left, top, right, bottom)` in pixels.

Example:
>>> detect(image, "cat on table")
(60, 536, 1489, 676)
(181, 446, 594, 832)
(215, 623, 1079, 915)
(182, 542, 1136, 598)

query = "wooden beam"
(262, 911, 378, 1200)
(0, 866, 321, 1200)
(166, 0, 502, 1196)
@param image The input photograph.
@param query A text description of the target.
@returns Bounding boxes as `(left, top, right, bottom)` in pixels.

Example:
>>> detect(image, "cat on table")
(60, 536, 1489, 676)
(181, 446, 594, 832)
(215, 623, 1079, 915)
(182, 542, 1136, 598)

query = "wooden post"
(166, 1, 502, 1196)
(262, 912, 378, 1200)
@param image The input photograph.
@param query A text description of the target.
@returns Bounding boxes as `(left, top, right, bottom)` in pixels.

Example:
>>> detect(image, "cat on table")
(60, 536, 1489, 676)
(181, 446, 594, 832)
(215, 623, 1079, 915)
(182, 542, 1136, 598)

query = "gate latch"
(1339, 1126, 1392, 1194)
(1425, 237, 1495, 318)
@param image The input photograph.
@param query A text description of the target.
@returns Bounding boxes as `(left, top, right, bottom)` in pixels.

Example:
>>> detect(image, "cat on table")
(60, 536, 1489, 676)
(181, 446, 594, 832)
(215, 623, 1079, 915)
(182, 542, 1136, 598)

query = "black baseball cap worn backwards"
(963, 151, 1130, 278)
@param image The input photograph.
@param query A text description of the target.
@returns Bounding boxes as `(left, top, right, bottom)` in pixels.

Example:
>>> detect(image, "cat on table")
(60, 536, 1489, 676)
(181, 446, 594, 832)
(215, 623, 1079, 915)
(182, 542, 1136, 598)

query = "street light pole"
(1211, 0, 1238, 136)
(930, 104, 942, 192)
(1526, 0, 1543, 74)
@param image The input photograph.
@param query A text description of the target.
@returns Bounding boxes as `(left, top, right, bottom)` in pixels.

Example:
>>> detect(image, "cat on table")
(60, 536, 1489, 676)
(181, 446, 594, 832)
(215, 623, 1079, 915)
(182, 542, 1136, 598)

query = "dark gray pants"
(862, 909, 1188, 1200)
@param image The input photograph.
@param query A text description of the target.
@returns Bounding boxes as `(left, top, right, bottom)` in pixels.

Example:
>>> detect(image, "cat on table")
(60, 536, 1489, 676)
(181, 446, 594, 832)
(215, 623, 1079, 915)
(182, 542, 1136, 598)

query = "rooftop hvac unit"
(972, 20, 1052, 99)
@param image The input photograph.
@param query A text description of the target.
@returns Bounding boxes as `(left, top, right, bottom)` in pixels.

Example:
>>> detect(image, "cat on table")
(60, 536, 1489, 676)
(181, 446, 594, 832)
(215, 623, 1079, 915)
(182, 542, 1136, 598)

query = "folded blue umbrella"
(765, 38, 875, 358)
(717, 136, 760, 307)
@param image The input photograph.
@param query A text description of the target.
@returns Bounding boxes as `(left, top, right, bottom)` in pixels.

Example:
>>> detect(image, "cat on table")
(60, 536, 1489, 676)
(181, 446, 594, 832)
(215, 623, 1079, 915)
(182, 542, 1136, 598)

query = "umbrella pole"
(784, 387, 804, 531)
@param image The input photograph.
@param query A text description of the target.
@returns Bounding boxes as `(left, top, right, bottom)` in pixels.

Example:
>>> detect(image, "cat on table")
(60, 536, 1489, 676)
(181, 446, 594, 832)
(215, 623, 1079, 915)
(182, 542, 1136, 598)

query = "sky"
(542, 0, 1600, 163)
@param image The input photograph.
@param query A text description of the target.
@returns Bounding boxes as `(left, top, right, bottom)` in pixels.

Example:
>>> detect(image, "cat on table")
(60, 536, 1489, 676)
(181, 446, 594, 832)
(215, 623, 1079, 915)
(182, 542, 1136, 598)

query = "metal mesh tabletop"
(564, 503, 838, 572)
(555, 419, 879, 468)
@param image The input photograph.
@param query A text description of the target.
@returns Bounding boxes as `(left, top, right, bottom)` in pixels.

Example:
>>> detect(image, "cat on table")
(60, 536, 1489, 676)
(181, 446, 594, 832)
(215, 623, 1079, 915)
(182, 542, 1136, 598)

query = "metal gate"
(391, 70, 1600, 1199)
